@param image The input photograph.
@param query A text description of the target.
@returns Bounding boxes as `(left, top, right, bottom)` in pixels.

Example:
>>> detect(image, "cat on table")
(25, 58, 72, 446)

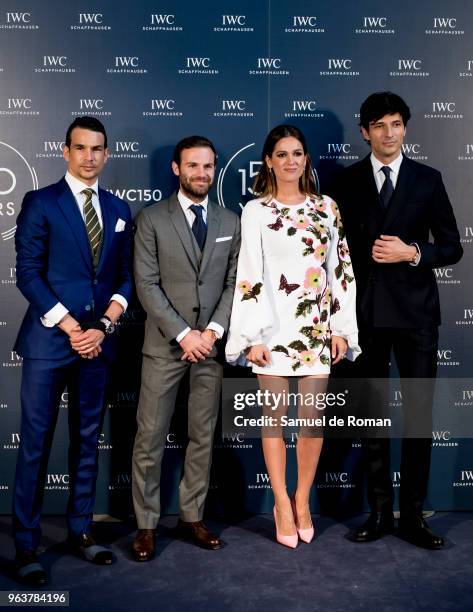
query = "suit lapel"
(382, 157, 414, 231)
(360, 155, 380, 208)
(358, 156, 384, 233)
(168, 194, 199, 272)
(56, 178, 93, 271)
(199, 201, 221, 277)
(96, 188, 114, 274)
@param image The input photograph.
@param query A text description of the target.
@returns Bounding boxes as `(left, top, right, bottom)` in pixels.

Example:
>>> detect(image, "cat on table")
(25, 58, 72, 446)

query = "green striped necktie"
(82, 188, 102, 260)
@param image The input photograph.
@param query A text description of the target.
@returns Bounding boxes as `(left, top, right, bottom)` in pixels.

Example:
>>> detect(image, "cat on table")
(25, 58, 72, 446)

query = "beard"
(179, 174, 212, 199)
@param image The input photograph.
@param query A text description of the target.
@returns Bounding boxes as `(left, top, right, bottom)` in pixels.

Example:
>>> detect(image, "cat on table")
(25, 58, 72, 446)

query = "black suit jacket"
(334, 155, 462, 329)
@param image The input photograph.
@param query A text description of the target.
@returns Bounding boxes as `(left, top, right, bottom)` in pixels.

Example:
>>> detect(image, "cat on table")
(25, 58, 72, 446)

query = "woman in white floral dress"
(226, 125, 360, 547)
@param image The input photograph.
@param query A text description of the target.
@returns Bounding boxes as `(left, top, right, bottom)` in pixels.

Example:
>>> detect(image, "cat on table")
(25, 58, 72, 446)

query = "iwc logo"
(285, 16, 324, 34)
(319, 143, 359, 161)
(317, 471, 355, 489)
(402, 143, 428, 161)
(459, 60, 473, 78)
(390, 59, 429, 78)
(320, 58, 359, 77)
(215, 432, 253, 449)
(0, 142, 38, 243)
(461, 226, 473, 245)
(434, 267, 460, 285)
(215, 15, 253, 32)
(424, 102, 463, 120)
(452, 470, 473, 487)
(432, 430, 458, 447)
(107, 57, 147, 75)
(426, 18, 464, 36)
(144, 14, 182, 32)
(248, 472, 271, 489)
(459, 144, 473, 161)
(108, 473, 131, 490)
(456, 310, 473, 327)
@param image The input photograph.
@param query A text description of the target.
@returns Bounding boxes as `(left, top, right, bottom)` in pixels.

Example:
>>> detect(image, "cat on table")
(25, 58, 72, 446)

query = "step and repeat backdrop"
(0, 0, 472, 517)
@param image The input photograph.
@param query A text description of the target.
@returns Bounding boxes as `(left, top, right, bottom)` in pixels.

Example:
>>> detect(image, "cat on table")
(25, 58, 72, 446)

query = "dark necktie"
(82, 188, 102, 259)
(189, 204, 207, 251)
(379, 166, 394, 209)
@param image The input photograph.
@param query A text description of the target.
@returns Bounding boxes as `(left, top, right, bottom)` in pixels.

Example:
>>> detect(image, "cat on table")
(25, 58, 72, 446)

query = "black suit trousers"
(355, 326, 438, 517)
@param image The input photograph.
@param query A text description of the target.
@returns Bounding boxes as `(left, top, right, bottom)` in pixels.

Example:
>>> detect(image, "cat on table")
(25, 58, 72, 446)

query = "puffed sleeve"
(225, 200, 276, 366)
(325, 196, 361, 361)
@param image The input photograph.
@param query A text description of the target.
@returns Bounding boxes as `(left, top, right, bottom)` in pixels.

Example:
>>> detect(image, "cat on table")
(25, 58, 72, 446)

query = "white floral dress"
(225, 195, 360, 375)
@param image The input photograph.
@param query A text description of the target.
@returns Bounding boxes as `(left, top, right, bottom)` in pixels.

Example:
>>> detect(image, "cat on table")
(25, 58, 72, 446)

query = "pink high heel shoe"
(290, 495, 315, 544)
(273, 506, 298, 549)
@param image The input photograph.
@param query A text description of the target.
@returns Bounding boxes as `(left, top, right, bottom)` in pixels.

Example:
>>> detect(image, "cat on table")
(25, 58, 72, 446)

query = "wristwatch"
(409, 243, 421, 266)
(100, 315, 116, 335)
(205, 328, 218, 342)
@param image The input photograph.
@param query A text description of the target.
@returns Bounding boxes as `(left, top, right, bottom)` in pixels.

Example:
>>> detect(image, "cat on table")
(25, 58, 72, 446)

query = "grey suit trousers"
(132, 353, 222, 527)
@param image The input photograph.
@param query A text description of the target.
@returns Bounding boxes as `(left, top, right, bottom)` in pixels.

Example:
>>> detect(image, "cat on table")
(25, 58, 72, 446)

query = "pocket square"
(115, 218, 126, 232)
(215, 236, 232, 243)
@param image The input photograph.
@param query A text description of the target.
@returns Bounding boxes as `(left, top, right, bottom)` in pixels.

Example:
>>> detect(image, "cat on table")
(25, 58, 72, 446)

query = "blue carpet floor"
(0, 513, 472, 612)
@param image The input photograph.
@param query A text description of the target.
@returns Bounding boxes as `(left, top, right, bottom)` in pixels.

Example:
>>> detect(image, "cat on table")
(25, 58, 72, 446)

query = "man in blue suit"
(12, 117, 133, 585)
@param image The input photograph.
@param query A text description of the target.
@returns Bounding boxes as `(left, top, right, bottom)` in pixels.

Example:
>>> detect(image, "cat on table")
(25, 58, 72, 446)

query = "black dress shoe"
(398, 516, 444, 550)
(70, 533, 115, 565)
(15, 550, 47, 586)
(177, 520, 222, 550)
(132, 529, 155, 562)
(349, 512, 394, 543)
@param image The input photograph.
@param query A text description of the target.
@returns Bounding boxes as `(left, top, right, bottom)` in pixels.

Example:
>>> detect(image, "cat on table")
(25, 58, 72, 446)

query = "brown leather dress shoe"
(177, 520, 222, 550)
(132, 529, 156, 562)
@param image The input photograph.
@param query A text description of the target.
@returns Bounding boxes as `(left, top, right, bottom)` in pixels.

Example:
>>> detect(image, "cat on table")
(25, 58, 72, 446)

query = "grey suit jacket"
(134, 192, 241, 357)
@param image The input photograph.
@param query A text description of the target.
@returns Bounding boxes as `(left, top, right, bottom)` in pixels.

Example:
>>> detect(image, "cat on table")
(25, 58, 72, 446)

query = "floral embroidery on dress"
(263, 196, 354, 370)
(238, 280, 262, 302)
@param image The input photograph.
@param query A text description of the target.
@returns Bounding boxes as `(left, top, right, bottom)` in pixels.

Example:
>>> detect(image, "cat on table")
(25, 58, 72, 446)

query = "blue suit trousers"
(12, 356, 109, 551)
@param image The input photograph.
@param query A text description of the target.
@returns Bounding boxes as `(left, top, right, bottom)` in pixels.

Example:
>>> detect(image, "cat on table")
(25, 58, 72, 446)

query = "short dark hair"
(65, 116, 108, 149)
(173, 135, 217, 165)
(359, 92, 411, 130)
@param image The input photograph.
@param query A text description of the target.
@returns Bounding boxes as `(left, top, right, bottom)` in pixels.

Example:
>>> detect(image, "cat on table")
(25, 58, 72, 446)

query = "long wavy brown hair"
(252, 125, 319, 200)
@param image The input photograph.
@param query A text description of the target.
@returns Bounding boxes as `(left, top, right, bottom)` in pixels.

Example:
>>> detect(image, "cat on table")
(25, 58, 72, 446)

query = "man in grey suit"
(131, 136, 240, 560)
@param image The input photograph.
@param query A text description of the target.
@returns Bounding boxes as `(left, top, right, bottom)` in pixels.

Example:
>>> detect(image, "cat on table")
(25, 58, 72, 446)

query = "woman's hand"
(245, 344, 271, 367)
(331, 335, 348, 365)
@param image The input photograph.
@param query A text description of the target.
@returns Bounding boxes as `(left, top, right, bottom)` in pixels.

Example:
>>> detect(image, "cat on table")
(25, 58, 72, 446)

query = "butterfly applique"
(279, 274, 300, 295)
(268, 216, 283, 231)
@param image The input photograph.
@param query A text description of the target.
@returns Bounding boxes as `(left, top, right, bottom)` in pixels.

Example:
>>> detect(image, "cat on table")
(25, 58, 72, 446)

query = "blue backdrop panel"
(0, 0, 472, 516)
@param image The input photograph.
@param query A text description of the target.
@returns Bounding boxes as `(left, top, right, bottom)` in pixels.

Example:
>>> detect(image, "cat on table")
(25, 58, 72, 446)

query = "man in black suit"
(336, 92, 462, 549)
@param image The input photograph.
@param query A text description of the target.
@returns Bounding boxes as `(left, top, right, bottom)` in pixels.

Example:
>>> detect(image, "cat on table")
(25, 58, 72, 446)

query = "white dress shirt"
(370, 152, 403, 192)
(369, 152, 420, 266)
(41, 172, 128, 327)
(175, 190, 224, 343)
(178, 189, 209, 225)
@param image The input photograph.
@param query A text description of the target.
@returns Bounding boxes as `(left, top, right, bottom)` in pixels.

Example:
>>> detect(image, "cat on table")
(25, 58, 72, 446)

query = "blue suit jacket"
(14, 177, 133, 360)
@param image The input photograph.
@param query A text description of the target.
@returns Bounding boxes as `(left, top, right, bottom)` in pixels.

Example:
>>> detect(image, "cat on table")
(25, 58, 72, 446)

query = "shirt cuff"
(206, 322, 224, 340)
(176, 326, 191, 343)
(409, 242, 421, 267)
(110, 294, 128, 312)
(41, 303, 69, 328)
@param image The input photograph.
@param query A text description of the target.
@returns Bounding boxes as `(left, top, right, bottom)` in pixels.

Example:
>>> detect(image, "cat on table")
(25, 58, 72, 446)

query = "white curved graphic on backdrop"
(217, 142, 319, 210)
(0, 141, 38, 241)
(217, 142, 255, 208)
